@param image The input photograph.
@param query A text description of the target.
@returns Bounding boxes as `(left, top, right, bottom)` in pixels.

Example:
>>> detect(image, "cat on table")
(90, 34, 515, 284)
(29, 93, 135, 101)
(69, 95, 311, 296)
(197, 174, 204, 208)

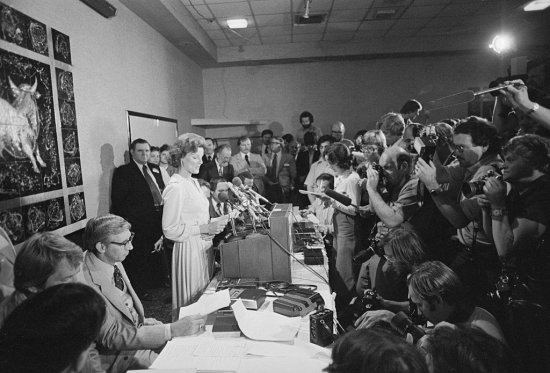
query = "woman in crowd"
(356, 226, 427, 313)
(325, 142, 361, 314)
(162, 134, 227, 310)
(159, 144, 176, 186)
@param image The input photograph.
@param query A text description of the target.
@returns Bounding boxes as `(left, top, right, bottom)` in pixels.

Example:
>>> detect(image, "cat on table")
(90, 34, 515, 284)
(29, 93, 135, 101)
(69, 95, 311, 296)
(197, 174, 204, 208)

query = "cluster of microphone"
(220, 177, 271, 225)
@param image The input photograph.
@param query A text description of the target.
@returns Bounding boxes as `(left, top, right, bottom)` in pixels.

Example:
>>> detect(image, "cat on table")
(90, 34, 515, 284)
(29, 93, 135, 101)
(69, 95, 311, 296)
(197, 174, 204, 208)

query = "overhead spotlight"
(303, 0, 312, 18)
(489, 34, 514, 54)
(227, 19, 248, 29)
(523, 0, 550, 11)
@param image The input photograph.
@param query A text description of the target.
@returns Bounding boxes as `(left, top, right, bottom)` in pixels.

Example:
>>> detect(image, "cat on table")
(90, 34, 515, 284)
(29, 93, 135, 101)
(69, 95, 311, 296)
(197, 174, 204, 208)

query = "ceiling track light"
(303, 0, 312, 19)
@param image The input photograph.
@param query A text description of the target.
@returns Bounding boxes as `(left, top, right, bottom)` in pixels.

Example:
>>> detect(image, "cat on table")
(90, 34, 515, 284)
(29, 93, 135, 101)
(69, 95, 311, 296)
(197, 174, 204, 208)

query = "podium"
(220, 204, 293, 282)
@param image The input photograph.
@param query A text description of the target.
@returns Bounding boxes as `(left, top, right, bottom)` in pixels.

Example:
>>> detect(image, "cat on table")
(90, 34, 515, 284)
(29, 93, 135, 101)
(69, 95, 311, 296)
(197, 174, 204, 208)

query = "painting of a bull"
(0, 77, 45, 173)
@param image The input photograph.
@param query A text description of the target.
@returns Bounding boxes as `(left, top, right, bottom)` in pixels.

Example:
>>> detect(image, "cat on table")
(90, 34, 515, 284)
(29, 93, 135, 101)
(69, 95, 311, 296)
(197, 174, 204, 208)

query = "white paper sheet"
(179, 289, 231, 319)
(231, 299, 301, 342)
(245, 339, 330, 359)
(151, 338, 242, 372)
(239, 357, 329, 373)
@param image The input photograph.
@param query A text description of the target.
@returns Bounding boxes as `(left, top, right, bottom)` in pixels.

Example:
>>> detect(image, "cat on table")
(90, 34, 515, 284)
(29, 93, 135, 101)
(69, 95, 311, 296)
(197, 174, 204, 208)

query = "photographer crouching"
(415, 116, 503, 305)
(479, 134, 550, 372)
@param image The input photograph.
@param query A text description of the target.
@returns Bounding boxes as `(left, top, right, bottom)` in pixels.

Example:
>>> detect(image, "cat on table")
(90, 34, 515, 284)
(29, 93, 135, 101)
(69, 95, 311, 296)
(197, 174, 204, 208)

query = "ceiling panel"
(323, 32, 356, 41)
(326, 21, 361, 32)
(249, 0, 291, 15)
(402, 5, 444, 18)
(332, 0, 374, 10)
(260, 25, 292, 36)
(293, 0, 334, 12)
(358, 20, 395, 30)
(293, 33, 324, 42)
(208, 1, 251, 18)
(292, 24, 327, 34)
(254, 13, 291, 26)
(330, 9, 368, 22)
(438, 3, 480, 17)
(261, 34, 292, 44)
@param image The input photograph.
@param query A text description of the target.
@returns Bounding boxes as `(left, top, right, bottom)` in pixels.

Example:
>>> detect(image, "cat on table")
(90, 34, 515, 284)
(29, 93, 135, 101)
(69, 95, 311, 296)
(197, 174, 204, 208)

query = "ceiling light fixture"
(227, 19, 248, 29)
(303, 0, 312, 19)
(489, 34, 514, 54)
(523, 0, 550, 11)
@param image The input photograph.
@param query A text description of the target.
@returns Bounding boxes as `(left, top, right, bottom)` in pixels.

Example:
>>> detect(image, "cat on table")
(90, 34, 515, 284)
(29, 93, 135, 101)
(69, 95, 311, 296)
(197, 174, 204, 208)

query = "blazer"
(111, 161, 165, 233)
(230, 152, 266, 195)
(198, 161, 235, 183)
(262, 151, 297, 185)
(83, 252, 166, 373)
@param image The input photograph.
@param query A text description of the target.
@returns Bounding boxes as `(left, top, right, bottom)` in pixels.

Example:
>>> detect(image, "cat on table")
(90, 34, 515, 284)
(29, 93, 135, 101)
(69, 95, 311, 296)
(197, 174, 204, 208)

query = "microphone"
(324, 188, 353, 207)
(232, 177, 271, 204)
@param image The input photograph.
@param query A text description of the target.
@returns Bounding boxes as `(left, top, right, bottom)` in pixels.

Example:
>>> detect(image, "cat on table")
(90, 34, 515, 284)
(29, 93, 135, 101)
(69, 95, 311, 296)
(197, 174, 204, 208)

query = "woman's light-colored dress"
(162, 174, 213, 311)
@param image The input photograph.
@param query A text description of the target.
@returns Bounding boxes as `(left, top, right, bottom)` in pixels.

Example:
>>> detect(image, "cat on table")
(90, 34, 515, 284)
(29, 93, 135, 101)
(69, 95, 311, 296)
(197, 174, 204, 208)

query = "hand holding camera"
(482, 174, 507, 207)
(415, 158, 439, 191)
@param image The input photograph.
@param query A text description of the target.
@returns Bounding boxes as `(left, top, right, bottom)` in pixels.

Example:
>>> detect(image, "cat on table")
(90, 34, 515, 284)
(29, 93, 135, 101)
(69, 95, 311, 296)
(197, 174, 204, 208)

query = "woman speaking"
(162, 134, 227, 312)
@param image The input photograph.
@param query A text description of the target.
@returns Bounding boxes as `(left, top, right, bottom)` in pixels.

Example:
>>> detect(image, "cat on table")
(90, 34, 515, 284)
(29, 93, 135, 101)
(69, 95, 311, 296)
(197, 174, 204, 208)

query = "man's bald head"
(379, 145, 412, 187)
(331, 121, 345, 141)
(380, 145, 411, 167)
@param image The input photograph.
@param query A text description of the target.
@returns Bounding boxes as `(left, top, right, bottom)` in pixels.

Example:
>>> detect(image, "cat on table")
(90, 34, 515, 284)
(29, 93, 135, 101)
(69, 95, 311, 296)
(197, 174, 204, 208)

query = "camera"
(390, 311, 426, 343)
(371, 163, 390, 200)
(413, 126, 439, 163)
(462, 169, 502, 198)
(310, 307, 334, 347)
(353, 237, 380, 264)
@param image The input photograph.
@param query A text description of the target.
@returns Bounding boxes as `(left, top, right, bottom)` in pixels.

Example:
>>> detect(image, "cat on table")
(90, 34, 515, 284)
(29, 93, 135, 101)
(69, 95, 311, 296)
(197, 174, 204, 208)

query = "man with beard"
(296, 111, 322, 145)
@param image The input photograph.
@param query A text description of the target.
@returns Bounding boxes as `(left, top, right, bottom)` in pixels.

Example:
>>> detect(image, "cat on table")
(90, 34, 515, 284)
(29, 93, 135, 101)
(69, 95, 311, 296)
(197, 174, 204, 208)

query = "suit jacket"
(296, 149, 320, 184)
(83, 252, 166, 373)
(230, 152, 266, 195)
(254, 144, 271, 156)
(198, 161, 235, 183)
(111, 161, 165, 233)
(262, 151, 297, 185)
(202, 154, 216, 164)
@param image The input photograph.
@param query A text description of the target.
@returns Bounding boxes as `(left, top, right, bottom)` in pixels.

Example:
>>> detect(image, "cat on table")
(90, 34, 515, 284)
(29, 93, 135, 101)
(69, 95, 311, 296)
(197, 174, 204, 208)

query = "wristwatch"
(491, 208, 508, 218)
(429, 185, 444, 196)
(526, 103, 539, 116)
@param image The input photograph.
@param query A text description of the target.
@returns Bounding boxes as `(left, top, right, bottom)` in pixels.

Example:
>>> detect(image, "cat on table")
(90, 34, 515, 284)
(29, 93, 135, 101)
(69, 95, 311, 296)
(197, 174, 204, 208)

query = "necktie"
(207, 156, 212, 162)
(223, 202, 229, 215)
(271, 153, 278, 180)
(216, 202, 222, 216)
(245, 154, 250, 166)
(219, 165, 223, 176)
(265, 146, 269, 154)
(114, 265, 124, 291)
(142, 165, 163, 205)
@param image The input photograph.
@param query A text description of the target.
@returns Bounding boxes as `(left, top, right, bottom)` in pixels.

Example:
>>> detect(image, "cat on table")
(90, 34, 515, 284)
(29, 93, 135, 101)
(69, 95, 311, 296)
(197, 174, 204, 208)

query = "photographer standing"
(481, 134, 550, 305)
(415, 116, 502, 302)
(364, 146, 419, 241)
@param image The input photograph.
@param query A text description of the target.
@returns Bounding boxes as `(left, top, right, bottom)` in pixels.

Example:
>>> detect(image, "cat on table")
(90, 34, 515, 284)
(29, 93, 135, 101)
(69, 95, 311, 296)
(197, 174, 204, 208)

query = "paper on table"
(179, 289, 231, 319)
(151, 337, 242, 372)
(231, 299, 301, 342)
(239, 357, 329, 373)
(245, 339, 331, 360)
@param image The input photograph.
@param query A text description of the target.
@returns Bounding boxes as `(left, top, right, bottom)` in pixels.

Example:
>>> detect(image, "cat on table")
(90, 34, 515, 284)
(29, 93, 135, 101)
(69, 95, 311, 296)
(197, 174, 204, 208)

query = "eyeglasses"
(110, 232, 135, 248)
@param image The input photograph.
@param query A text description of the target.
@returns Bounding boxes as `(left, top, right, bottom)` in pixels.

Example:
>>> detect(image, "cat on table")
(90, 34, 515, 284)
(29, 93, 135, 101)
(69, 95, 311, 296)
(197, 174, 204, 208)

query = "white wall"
(202, 53, 508, 140)
(6, 0, 205, 220)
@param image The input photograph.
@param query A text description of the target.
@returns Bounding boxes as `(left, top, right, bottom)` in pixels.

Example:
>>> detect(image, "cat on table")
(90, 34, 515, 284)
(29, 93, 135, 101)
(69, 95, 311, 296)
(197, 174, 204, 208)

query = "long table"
(149, 243, 333, 373)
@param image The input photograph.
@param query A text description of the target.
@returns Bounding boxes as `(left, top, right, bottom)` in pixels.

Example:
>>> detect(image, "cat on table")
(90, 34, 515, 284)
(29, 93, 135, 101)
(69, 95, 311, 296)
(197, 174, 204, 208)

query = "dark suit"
(111, 161, 165, 295)
(208, 197, 230, 248)
(295, 149, 319, 208)
(198, 161, 235, 183)
(263, 152, 297, 204)
(202, 154, 215, 164)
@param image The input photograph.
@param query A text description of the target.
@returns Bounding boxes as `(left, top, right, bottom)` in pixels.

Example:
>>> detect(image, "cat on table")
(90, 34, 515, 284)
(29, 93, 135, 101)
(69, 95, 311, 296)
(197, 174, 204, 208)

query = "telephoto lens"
(390, 311, 425, 343)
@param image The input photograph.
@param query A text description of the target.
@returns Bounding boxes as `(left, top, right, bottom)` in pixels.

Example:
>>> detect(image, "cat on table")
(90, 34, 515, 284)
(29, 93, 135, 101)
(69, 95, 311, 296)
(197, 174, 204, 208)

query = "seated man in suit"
(230, 136, 267, 195)
(263, 136, 297, 203)
(82, 215, 207, 373)
(0, 232, 104, 372)
(198, 144, 234, 183)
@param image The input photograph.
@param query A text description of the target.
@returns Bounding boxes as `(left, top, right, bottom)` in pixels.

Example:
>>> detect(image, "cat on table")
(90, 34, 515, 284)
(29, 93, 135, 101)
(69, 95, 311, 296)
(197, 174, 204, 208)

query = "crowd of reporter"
(310, 81, 550, 372)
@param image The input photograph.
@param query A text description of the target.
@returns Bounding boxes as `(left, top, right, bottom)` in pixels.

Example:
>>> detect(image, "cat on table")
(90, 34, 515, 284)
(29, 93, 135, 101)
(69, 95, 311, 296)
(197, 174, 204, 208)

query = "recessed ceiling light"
(523, 0, 550, 11)
(227, 19, 248, 29)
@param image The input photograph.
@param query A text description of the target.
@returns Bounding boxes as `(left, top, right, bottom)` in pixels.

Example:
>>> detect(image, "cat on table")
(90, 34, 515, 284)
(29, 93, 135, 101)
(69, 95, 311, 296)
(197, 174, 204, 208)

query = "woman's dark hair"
(325, 328, 429, 373)
(150, 146, 160, 152)
(454, 116, 501, 156)
(0, 283, 106, 373)
(400, 99, 422, 114)
(325, 143, 352, 170)
(424, 325, 520, 373)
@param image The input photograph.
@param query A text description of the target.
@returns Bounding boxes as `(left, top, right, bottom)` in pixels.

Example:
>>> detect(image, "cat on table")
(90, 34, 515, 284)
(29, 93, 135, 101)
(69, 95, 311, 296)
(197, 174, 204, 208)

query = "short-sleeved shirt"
(304, 159, 334, 190)
(506, 174, 550, 283)
(334, 171, 361, 216)
(376, 177, 420, 239)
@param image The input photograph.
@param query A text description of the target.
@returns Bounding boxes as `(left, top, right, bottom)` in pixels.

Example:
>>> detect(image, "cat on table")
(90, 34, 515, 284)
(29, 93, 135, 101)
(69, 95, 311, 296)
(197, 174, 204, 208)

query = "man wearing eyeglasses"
(82, 215, 206, 373)
(415, 116, 503, 303)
